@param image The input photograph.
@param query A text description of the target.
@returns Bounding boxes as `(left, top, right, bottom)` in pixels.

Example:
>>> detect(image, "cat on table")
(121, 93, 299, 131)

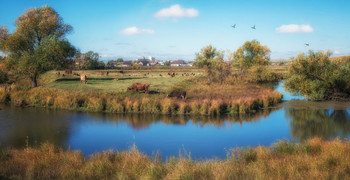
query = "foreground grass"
(1, 138, 349, 179)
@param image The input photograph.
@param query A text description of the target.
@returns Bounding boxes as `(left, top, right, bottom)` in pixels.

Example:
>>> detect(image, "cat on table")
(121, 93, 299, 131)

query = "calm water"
(1, 82, 350, 159)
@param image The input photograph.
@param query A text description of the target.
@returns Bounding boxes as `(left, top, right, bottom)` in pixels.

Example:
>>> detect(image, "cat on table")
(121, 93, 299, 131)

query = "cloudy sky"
(1, 0, 349, 60)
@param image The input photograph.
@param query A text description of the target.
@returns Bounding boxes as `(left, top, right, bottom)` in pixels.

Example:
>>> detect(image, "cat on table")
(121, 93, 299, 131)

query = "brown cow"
(167, 90, 187, 99)
(65, 69, 72, 74)
(73, 72, 80, 76)
(168, 72, 175, 77)
(80, 74, 87, 84)
(99, 72, 105, 75)
(127, 83, 150, 93)
(56, 72, 60, 77)
(114, 78, 119, 81)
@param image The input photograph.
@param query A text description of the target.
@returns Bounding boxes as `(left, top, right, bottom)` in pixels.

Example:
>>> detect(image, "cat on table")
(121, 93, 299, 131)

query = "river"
(1, 82, 350, 159)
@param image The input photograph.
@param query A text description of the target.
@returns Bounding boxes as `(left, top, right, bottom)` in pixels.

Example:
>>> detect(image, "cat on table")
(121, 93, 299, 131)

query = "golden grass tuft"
(1, 139, 350, 179)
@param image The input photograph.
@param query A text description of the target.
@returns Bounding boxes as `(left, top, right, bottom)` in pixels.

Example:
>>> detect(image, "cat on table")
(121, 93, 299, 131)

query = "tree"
(164, 60, 171, 66)
(116, 58, 123, 63)
(0, 26, 9, 56)
(0, 6, 75, 87)
(284, 50, 350, 101)
(233, 40, 271, 71)
(194, 45, 231, 83)
(81, 51, 100, 70)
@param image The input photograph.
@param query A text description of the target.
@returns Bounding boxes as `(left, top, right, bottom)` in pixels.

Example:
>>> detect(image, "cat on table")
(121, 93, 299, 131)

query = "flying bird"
(232, 24, 236, 28)
(251, 25, 256, 30)
(305, 43, 309, 47)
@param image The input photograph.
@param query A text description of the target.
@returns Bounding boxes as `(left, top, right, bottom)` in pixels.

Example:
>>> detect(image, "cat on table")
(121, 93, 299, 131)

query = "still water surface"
(1, 82, 350, 159)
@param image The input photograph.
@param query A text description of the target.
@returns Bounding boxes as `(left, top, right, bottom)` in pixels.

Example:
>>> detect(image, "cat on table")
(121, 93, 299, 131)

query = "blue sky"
(1, 0, 350, 60)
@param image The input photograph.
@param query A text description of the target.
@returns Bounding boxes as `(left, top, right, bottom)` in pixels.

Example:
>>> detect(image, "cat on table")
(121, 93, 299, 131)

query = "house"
(171, 60, 186, 67)
(136, 59, 150, 66)
(122, 60, 133, 67)
(150, 61, 158, 66)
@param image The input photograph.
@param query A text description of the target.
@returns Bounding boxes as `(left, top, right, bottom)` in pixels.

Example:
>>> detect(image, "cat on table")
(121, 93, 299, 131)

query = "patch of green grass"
(42, 69, 202, 93)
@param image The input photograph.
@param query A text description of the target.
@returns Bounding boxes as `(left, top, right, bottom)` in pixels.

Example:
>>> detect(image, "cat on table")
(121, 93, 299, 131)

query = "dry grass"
(1, 138, 350, 179)
(0, 82, 282, 115)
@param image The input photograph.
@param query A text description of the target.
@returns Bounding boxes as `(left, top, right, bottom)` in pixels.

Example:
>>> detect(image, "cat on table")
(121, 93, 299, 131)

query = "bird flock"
(231, 24, 309, 47)
(231, 24, 256, 30)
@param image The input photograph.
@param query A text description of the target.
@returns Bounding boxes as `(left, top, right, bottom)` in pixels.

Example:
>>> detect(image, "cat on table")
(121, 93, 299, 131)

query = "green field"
(42, 68, 204, 93)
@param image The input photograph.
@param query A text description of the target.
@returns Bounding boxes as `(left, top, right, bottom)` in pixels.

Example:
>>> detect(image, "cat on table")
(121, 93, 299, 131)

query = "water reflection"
(85, 109, 279, 130)
(0, 104, 72, 149)
(285, 103, 350, 141)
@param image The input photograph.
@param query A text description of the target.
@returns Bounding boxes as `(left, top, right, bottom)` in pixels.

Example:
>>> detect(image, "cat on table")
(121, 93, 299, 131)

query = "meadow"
(1, 138, 349, 179)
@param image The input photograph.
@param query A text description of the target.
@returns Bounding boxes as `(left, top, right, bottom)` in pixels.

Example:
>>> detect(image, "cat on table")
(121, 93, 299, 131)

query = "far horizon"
(1, 0, 349, 61)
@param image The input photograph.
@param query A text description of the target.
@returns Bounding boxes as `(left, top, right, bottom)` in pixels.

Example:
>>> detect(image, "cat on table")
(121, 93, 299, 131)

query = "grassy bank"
(1, 138, 349, 179)
(0, 68, 283, 115)
(0, 82, 281, 116)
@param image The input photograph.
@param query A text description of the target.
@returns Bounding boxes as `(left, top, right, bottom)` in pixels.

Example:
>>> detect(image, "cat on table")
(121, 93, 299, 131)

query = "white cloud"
(276, 24, 314, 33)
(333, 50, 341, 55)
(154, 4, 199, 20)
(120, 26, 154, 35)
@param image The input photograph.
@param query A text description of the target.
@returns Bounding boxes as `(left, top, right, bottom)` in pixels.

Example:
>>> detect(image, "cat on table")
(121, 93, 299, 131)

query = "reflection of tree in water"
(286, 108, 350, 142)
(88, 107, 281, 130)
(0, 105, 71, 148)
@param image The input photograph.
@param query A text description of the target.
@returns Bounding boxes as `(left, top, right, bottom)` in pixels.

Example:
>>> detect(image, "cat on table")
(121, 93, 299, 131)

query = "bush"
(285, 50, 350, 101)
(247, 65, 279, 82)
(0, 70, 8, 84)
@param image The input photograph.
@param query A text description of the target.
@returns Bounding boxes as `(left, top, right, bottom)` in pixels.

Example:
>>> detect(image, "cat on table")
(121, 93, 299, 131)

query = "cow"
(106, 71, 109, 76)
(114, 78, 119, 81)
(119, 70, 124, 74)
(167, 90, 187, 99)
(127, 83, 150, 93)
(62, 74, 65, 77)
(160, 74, 162, 77)
(56, 72, 60, 77)
(168, 72, 175, 77)
(65, 69, 72, 74)
(73, 72, 80, 76)
(80, 74, 87, 84)
(99, 71, 105, 75)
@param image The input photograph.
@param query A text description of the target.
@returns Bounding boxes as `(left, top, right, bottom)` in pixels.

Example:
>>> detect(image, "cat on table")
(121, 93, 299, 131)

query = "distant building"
(150, 61, 158, 66)
(136, 59, 150, 66)
(149, 56, 155, 61)
(122, 60, 133, 67)
(170, 60, 186, 67)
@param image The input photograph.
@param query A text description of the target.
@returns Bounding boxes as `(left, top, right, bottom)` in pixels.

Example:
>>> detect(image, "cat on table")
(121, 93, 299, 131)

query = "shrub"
(248, 65, 279, 82)
(285, 50, 350, 101)
(0, 70, 8, 84)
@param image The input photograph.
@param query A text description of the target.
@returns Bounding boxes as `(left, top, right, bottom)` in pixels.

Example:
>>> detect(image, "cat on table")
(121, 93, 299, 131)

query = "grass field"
(42, 68, 204, 92)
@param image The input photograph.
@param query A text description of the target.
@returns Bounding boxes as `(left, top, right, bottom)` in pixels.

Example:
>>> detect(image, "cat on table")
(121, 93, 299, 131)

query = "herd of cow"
(55, 70, 187, 99)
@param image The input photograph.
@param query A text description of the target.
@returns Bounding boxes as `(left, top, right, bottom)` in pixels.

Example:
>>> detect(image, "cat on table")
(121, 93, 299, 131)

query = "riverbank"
(0, 70, 282, 115)
(1, 138, 349, 179)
